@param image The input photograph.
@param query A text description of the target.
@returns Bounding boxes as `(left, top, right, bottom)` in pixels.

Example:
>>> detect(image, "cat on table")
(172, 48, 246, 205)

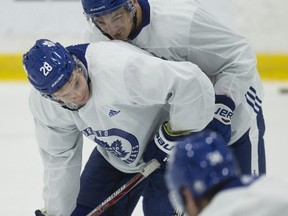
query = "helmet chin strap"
(128, 10, 137, 39)
(41, 90, 86, 111)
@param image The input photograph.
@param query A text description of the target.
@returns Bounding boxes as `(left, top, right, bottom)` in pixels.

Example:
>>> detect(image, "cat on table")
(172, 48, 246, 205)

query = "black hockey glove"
(35, 209, 47, 216)
(143, 122, 191, 168)
(206, 95, 235, 143)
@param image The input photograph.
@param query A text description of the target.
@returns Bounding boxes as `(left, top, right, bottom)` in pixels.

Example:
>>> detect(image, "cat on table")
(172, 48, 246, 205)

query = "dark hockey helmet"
(23, 39, 75, 95)
(165, 130, 240, 212)
(82, 0, 135, 17)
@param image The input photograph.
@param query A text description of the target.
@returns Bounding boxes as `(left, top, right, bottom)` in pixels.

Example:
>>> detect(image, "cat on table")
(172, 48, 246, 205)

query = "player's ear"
(132, 0, 138, 6)
(181, 187, 199, 216)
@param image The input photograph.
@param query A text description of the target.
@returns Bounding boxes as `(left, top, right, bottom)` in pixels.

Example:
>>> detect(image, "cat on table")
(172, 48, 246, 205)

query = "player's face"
(93, 7, 134, 40)
(52, 63, 90, 106)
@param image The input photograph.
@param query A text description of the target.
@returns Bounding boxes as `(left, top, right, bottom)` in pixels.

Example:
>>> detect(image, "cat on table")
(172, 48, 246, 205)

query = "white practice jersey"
(29, 41, 214, 215)
(200, 175, 288, 216)
(88, 0, 265, 144)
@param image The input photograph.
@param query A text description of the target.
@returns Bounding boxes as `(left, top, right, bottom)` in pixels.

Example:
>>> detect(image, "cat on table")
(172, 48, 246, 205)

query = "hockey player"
(165, 130, 288, 216)
(23, 39, 214, 216)
(81, 0, 266, 175)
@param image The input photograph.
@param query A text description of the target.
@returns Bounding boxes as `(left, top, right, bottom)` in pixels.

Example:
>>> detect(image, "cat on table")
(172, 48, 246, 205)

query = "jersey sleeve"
(124, 54, 215, 132)
(29, 89, 83, 216)
(187, 7, 257, 106)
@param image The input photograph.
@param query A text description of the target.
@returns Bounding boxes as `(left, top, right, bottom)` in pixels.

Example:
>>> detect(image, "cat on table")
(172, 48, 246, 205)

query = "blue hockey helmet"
(82, 0, 135, 17)
(165, 130, 240, 212)
(23, 39, 75, 95)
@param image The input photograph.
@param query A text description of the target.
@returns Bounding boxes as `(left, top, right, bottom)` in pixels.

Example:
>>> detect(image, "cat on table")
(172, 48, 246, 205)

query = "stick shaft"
(87, 159, 160, 216)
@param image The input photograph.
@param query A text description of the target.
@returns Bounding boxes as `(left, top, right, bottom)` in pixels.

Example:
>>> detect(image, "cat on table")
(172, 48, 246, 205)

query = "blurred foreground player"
(23, 39, 215, 216)
(165, 130, 288, 216)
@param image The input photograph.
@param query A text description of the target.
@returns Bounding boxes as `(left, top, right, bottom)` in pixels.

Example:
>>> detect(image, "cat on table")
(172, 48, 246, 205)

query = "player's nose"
(106, 24, 120, 36)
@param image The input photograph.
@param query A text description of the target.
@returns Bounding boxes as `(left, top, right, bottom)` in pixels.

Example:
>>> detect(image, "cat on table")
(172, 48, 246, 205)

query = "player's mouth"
(112, 30, 127, 40)
(113, 34, 123, 39)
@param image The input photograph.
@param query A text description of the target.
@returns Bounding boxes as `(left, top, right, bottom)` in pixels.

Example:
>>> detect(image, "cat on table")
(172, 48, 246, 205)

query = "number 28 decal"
(40, 62, 53, 76)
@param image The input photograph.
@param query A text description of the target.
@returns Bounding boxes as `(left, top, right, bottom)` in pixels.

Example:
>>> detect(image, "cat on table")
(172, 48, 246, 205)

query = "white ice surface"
(1, 81, 288, 215)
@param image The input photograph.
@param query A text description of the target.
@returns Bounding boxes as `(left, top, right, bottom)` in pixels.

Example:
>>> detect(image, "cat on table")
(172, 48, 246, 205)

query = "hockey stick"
(87, 159, 160, 216)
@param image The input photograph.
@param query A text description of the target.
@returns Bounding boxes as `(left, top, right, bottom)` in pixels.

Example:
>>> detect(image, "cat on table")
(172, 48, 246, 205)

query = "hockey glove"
(143, 122, 191, 168)
(35, 209, 47, 216)
(206, 95, 235, 143)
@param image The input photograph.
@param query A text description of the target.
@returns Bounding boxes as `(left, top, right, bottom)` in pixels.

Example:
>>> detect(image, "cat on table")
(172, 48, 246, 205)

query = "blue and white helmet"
(165, 130, 240, 212)
(23, 39, 75, 95)
(82, 0, 135, 17)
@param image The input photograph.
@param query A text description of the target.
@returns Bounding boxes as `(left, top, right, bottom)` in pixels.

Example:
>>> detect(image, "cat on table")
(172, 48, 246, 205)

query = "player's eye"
(95, 19, 105, 26)
(112, 15, 122, 21)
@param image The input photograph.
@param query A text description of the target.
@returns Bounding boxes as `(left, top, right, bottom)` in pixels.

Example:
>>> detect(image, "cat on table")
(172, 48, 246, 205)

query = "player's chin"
(75, 92, 89, 106)
(113, 36, 127, 40)
(112, 32, 129, 40)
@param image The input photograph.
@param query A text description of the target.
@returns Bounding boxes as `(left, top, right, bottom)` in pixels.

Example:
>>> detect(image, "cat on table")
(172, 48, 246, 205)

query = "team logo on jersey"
(83, 127, 139, 164)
